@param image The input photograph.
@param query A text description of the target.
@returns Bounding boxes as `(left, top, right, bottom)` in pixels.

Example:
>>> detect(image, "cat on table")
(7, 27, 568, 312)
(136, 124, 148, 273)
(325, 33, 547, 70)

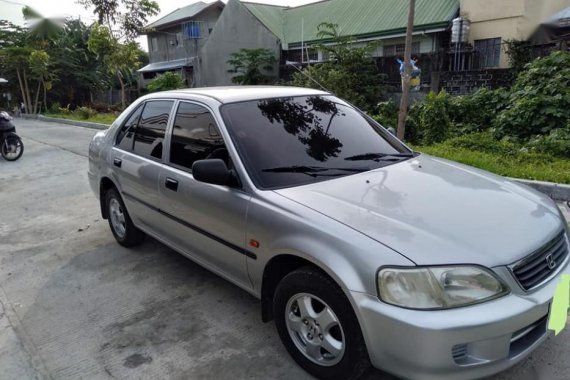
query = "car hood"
(274, 155, 564, 267)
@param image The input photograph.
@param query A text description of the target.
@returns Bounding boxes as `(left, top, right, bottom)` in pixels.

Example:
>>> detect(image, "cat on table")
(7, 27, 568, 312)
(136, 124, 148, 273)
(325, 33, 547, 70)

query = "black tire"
(273, 266, 370, 380)
(1, 133, 24, 161)
(105, 187, 145, 247)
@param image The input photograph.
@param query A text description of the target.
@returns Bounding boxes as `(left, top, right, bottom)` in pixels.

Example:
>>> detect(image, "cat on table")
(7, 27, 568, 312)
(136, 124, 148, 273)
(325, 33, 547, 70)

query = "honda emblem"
(545, 254, 556, 270)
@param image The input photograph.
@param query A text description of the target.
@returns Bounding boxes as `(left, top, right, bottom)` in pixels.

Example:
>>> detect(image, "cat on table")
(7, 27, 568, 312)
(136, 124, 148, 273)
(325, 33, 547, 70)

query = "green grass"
(414, 144, 570, 184)
(46, 113, 117, 125)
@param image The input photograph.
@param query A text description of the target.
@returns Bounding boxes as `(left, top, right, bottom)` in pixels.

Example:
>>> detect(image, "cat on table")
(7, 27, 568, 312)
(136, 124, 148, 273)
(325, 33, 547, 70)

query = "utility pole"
(397, 0, 416, 140)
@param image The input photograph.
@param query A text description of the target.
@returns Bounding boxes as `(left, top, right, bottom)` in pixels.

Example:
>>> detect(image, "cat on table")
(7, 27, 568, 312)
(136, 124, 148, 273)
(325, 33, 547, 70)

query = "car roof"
(154, 86, 331, 104)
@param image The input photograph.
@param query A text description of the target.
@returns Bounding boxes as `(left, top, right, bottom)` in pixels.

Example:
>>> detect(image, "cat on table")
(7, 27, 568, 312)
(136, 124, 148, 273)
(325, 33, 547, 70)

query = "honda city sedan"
(88, 86, 569, 380)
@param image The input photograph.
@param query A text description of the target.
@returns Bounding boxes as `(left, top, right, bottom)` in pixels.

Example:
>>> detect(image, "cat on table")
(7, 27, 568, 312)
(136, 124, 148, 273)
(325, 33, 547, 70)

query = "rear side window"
(116, 105, 143, 150)
(133, 100, 174, 160)
(169, 102, 226, 171)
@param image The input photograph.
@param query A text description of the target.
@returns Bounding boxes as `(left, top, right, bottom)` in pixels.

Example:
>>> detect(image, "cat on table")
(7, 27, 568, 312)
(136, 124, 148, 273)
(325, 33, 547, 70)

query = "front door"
(111, 100, 174, 231)
(157, 101, 251, 289)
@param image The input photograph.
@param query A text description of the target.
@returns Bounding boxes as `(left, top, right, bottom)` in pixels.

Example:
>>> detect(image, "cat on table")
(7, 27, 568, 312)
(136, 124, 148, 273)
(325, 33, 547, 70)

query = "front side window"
(116, 104, 143, 151)
(221, 96, 412, 189)
(169, 102, 226, 171)
(475, 38, 501, 68)
(133, 100, 173, 160)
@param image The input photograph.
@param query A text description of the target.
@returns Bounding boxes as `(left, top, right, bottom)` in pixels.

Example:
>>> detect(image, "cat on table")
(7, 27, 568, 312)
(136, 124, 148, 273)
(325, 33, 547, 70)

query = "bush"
(447, 88, 510, 133)
(49, 102, 61, 114)
(527, 124, 570, 158)
(58, 104, 71, 114)
(75, 106, 97, 120)
(416, 91, 450, 145)
(147, 71, 185, 93)
(493, 51, 570, 139)
(371, 99, 399, 129)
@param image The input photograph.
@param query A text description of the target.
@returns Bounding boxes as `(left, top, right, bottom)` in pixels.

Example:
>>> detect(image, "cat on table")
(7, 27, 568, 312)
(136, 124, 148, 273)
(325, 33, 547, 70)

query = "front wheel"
(273, 267, 370, 380)
(1, 133, 24, 161)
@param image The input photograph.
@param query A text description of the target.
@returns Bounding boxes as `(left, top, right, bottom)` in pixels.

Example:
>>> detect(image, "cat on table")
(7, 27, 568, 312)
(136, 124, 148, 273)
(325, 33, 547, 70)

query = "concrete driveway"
(0, 119, 568, 380)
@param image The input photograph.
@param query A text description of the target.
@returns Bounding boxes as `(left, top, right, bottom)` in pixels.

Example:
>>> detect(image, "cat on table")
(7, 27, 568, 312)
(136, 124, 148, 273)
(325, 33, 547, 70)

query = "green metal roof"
(147, 1, 224, 29)
(243, 3, 286, 40)
(242, 0, 459, 47)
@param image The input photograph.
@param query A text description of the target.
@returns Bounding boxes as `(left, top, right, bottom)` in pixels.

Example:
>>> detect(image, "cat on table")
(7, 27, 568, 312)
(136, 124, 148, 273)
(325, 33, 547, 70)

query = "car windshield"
(220, 95, 414, 189)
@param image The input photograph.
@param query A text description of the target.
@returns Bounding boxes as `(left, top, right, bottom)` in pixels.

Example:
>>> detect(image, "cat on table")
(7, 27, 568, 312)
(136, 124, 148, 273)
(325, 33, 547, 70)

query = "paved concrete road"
(1, 119, 568, 380)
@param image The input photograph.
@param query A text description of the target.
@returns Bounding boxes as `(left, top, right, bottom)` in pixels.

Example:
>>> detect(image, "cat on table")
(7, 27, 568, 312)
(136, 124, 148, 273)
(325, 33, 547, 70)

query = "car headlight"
(378, 266, 509, 310)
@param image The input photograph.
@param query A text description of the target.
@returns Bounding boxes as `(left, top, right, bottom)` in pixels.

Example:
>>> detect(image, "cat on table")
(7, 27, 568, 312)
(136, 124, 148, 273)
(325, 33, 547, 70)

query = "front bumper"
(351, 259, 569, 380)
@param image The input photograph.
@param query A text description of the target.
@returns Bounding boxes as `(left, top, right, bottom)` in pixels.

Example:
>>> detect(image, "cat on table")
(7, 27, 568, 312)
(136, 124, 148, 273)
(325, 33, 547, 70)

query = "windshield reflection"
(257, 96, 344, 162)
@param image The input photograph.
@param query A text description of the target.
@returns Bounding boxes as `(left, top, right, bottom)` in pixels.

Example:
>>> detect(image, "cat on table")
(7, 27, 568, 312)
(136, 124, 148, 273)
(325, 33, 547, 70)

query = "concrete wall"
(197, 0, 281, 87)
(460, 0, 569, 68)
(439, 69, 513, 95)
(146, 5, 223, 64)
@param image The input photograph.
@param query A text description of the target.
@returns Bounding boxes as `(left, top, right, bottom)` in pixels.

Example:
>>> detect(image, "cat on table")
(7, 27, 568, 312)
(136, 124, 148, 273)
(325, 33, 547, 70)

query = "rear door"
(111, 100, 174, 231)
(157, 101, 251, 288)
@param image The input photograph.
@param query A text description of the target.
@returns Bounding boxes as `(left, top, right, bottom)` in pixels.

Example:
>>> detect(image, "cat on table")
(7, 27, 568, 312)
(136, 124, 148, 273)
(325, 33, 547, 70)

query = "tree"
(147, 71, 185, 92)
(290, 23, 383, 111)
(49, 18, 116, 107)
(88, 23, 141, 108)
(0, 21, 26, 109)
(29, 50, 52, 113)
(0, 47, 34, 113)
(397, 0, 416, 140)
(79, 0, 159, 41)
(0, 20, 26, 48)
(227, 48, 276, 85)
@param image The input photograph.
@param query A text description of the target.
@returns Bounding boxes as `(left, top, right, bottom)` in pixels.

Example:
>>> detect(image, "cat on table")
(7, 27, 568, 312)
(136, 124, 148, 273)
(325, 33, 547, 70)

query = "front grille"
(512, 231, 569, 290)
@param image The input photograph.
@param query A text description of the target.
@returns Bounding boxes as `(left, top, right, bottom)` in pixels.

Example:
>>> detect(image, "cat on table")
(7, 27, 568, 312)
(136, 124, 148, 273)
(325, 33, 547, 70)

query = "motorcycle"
(0, 111, 24, 161)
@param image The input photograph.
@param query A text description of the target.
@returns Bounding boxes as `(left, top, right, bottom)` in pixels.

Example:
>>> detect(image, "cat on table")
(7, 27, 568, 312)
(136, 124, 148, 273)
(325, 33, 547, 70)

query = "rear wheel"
(1, 133, 23, 161)
(273, 267, 370, 379)
(105, 188, 145, 247)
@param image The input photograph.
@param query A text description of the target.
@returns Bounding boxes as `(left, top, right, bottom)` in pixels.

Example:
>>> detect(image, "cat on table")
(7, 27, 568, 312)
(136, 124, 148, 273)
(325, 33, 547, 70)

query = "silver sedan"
(88, 86, 569, 380)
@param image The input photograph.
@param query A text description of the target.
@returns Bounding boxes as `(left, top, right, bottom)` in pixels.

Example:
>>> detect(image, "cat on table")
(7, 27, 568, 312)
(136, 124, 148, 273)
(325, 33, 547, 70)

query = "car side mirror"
(192, 159, 232, 186)
(387, 127, 396, 136)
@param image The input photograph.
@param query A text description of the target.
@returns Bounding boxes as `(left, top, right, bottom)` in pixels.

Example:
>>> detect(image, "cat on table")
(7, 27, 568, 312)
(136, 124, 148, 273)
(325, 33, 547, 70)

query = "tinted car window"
(221, 96, 412, 189)
(169, 102, 226, 171)
(116, 104, 143, 150)
(133, 100, 173, 160)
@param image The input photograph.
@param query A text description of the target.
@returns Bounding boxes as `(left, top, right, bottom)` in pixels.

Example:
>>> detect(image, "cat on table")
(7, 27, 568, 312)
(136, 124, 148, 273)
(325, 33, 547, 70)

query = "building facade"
(139, 0, 569, 89)
(460, 0, 570, 68)
(138, 1, 225, 87)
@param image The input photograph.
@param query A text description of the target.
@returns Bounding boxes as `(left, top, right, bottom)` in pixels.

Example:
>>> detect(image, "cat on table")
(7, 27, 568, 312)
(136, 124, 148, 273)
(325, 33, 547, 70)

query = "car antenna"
(286, 61, 332, 93)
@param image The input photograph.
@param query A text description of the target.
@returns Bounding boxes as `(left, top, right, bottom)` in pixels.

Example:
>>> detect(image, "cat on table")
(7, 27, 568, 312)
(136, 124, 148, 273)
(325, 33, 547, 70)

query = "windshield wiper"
(344, 152, 415, 162)
(262, 165, 370, 177)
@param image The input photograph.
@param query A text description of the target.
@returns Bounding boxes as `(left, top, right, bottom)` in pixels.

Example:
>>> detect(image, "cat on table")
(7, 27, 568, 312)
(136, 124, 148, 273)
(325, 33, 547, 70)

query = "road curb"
(22, 114, 110, 130)
(511, 178, 570, 202)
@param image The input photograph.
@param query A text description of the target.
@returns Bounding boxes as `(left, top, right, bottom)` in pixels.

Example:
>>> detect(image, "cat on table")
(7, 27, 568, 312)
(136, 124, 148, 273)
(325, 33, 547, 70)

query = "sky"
(0, 0, 321, 50)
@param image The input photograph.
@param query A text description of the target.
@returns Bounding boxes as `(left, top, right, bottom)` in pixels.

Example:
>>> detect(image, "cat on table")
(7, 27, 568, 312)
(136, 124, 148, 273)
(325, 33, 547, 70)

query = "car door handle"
(165, 177, 179, 191)
(113, 158, 122, 168)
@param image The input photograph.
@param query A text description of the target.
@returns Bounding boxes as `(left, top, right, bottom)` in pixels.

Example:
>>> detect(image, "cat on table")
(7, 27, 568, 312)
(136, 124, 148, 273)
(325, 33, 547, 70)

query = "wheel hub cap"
(109, 198, 126, 238)
(285, 293, 345, 366)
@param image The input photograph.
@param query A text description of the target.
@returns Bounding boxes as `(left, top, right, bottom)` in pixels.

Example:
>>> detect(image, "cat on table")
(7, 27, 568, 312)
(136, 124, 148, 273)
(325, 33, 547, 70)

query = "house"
(199, 0, 460, 86)
(139, 0, 569, 91)
(138, 1, 225, 88)
(460, 0, 570, 68)
(529, 6, 570, 54)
